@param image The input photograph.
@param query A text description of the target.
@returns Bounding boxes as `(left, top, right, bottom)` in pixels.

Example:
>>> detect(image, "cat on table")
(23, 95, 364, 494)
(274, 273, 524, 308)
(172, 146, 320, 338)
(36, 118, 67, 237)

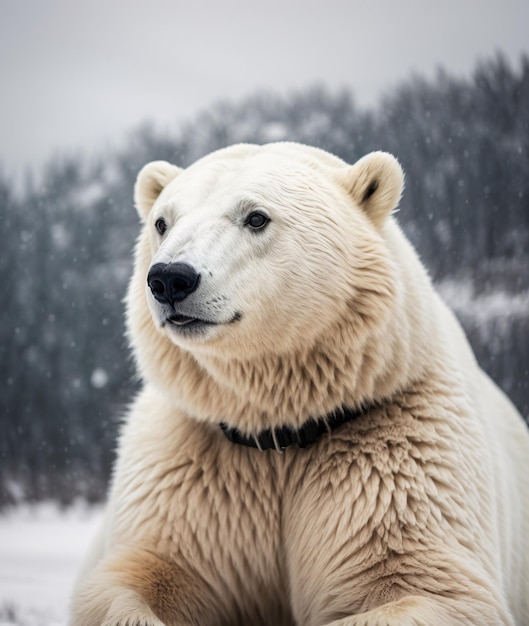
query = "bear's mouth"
(162, 311, 242, 335)
(167, 314, 207, 327)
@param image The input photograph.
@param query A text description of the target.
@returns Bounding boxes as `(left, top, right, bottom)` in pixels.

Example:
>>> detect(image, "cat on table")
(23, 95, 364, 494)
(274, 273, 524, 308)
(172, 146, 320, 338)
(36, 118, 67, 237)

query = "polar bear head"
(130, 144, 403, 355)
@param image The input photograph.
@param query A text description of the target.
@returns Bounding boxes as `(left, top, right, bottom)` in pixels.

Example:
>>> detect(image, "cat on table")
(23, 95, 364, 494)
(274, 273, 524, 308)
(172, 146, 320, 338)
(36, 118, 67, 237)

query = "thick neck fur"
(127, 220, 439, 434)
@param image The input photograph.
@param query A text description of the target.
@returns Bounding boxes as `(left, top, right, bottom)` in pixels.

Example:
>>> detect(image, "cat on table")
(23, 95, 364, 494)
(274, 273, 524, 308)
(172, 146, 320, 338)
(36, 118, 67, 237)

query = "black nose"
(147, 262, 201, 306)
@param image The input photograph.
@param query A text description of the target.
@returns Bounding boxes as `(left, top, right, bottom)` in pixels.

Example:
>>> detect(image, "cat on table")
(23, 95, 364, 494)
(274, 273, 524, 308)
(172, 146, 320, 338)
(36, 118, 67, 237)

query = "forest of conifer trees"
(1, 54, 528, 506)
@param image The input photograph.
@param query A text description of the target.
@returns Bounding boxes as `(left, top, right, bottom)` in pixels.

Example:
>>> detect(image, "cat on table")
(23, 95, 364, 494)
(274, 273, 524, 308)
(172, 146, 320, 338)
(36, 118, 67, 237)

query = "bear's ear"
(344, 152, 404, 227)
(134, 160, 182, 221)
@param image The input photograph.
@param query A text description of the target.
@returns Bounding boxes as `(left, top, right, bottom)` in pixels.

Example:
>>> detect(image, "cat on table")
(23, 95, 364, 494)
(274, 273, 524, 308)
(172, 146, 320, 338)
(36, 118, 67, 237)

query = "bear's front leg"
(321, 595, 448, 626)
(72, 587, 166, 626)
(70, 546, 215, 626)
(321, 593, 514, 626)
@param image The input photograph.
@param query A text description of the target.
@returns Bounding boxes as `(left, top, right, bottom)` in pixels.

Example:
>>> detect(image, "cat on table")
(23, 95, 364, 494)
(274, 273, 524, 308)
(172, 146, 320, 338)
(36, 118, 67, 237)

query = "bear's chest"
(110, 400, 488, 626)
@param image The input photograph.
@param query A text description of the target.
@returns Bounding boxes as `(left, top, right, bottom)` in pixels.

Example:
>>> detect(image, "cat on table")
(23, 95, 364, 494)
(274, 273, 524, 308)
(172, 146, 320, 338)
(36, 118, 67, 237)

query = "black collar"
(220, 405, 367, 452)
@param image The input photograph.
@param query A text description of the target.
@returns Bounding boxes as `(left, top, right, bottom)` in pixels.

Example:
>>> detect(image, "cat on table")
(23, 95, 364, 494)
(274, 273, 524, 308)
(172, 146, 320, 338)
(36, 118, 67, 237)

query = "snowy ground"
(0, 503, 103, 626)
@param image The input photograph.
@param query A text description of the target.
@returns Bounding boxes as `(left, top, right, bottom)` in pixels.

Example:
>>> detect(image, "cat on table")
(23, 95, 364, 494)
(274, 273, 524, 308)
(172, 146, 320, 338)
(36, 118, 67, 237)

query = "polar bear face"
(132, 143, 404, 359)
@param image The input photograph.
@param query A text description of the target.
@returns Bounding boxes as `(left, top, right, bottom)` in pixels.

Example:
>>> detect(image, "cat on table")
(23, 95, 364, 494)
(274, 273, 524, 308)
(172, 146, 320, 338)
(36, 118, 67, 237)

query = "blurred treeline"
(0, 54, 528, 507)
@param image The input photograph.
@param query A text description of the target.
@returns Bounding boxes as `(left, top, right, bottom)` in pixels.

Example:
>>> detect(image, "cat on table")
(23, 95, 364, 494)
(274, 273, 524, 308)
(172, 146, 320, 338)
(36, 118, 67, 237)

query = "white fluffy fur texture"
(71, 143, 529, 625)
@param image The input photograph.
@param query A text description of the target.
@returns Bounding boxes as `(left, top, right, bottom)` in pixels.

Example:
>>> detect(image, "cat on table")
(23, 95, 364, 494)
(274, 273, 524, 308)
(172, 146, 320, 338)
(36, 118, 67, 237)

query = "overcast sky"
(1, 0, 528, 175)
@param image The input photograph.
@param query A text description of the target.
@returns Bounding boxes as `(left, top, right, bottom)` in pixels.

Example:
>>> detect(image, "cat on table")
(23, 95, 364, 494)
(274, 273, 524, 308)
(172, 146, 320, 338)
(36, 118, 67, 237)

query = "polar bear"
(71, 143, 529, 625)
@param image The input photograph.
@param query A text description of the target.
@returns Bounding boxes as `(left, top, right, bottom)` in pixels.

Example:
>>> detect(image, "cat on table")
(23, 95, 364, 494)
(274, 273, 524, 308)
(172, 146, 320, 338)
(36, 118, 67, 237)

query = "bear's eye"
(155, 218, 167, 236)
(245, 211, 270, 231)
